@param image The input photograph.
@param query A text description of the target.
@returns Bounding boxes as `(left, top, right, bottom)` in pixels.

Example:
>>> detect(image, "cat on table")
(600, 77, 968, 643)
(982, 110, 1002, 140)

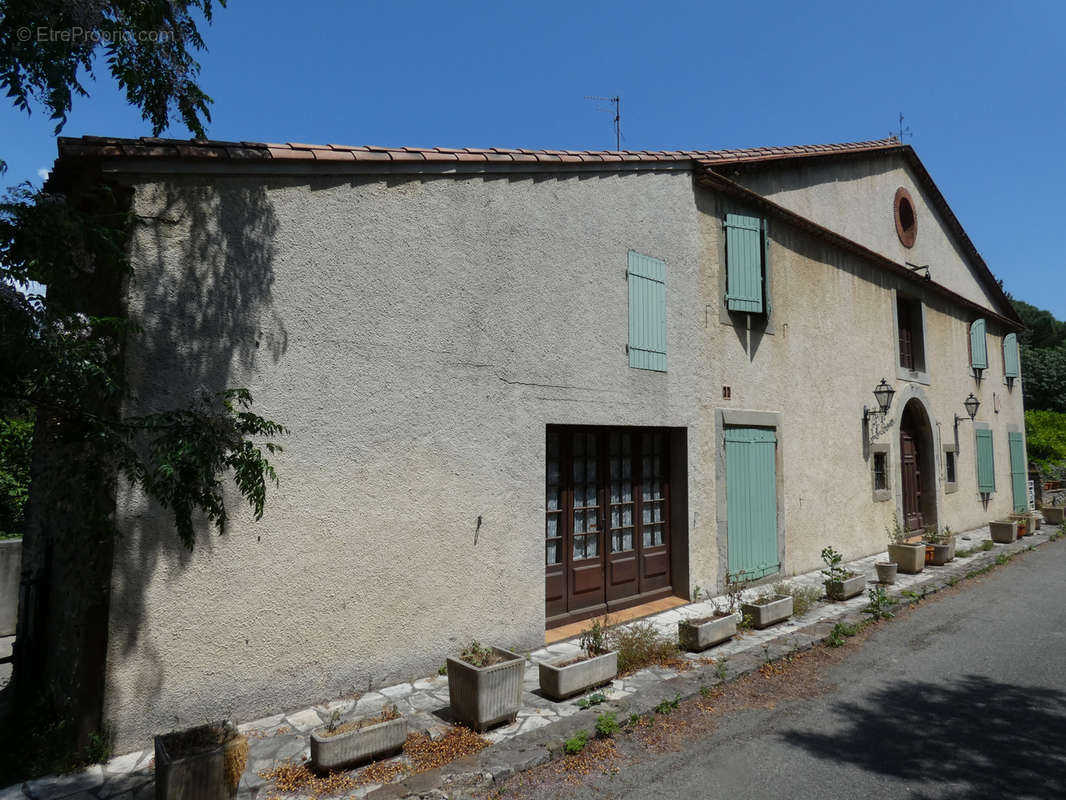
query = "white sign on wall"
(1028, 480, 1036, 510)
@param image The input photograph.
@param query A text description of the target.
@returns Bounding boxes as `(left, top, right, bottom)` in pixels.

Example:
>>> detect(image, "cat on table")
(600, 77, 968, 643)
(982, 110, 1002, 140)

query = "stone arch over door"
(892, 387, 941, 532)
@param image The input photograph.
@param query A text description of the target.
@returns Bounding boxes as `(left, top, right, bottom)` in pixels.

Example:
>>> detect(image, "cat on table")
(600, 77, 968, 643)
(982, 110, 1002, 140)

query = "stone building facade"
(30, 136, 1026, 749)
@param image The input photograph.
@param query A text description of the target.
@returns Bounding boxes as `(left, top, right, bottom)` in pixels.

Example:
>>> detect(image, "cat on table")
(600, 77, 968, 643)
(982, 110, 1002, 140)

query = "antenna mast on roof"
(586, 95, 621, 150)
(891, 112, 912, 142)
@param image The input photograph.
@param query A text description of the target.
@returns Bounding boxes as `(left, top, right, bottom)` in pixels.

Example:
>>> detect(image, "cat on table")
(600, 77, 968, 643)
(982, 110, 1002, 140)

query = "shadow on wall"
(108, 179, 285, 699)
(782, 674, 1066, 800)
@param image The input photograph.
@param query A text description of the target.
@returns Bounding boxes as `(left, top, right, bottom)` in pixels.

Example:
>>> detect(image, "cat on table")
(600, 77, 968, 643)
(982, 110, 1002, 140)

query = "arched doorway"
(900, 399, 937, 532)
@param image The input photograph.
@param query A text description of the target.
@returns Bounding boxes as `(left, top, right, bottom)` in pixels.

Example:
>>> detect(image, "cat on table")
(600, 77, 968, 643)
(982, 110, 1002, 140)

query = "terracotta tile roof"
(55, 135, 903, 166)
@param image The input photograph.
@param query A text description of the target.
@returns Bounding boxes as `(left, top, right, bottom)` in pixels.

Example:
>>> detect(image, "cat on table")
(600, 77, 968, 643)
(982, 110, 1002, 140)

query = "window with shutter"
(970, 319, 988, 371)
(975, 428, 996, 495)
(627, 250, 667, 372)
(1003, 332, 1020, 379)
(724, 213, 767, 314)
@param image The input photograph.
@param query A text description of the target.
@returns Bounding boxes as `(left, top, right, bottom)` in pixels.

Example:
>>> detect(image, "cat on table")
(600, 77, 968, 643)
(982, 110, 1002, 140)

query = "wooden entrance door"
(546, 427, 673, 627)
(1008, 431, 1027, 513)
(900, 428, 924, 531)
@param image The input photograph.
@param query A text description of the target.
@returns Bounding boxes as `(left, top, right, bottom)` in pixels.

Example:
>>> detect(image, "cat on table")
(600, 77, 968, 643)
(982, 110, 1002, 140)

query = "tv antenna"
(891, 112, 912, 142)
(586, 95, 621, 150)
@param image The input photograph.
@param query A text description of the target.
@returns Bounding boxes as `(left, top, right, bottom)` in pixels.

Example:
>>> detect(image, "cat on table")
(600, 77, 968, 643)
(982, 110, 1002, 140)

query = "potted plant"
(1040, 505, 1064, 525)
(989, 519, 1018, 543)
(447, 640, 525, 731)
(875, 561, 898, 584)
(538, 620, 618, 700)
(678, 572, 746, 651)
(923, 525, 953, 566)
(741, 588, 793, 630)
(1011, 514, 1029, 537)
(154, 721, 249, 800)
(820, 546, 865, 601)
(310, 705, 407, 771)
(887, 514, 925, 574)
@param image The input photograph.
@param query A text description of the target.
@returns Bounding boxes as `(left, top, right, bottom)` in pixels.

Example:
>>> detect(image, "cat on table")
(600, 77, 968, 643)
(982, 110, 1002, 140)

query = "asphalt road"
(524, 542, 1066, 800)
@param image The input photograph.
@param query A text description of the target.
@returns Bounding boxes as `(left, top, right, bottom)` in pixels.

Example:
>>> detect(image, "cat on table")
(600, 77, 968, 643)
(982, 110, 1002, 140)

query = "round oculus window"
(894, 187, 917, 248)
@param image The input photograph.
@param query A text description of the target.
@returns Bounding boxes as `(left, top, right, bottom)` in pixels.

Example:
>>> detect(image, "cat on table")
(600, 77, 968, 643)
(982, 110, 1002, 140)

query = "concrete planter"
(824, 573, 865, 601)
(888, 543, 926, 574)
(1011, 511, 1038, 534)
(447, 647, 524, 731)
(0, 538, 20, 636)
(989, 520, 1018, 544)
(741, 594, 793, 629)
(310, 715, 407, 771)
(154, 722, 248, 800)
(927, 543, 952, 566)
(538, 650, 617, 700)
(875, 562, 898, 584)
(1041, 507, 1064, 525)
(678, 612, 740, 651)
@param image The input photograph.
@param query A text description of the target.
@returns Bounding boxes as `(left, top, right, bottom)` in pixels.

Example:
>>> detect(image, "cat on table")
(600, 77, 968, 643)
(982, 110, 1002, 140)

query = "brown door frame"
(546, 426, 676, 628)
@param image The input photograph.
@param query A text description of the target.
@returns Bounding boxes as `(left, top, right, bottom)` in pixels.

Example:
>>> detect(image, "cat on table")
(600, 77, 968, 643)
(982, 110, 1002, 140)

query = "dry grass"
(258, 761, 357, 796)
(317, 705, 400, 738)
(404, 726, 490, 772)
(608, 621, 686, 675)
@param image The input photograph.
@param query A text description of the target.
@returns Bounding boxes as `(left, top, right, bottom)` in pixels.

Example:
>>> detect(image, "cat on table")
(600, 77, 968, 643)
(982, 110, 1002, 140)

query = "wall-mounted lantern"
(954, 393, 980, 426)
(863, 378, 896, 423)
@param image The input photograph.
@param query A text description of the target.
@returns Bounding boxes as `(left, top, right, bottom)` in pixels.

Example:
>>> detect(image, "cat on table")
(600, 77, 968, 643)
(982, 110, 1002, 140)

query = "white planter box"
(824, 573, 865, 601)
(741, 594, 793, 629)
(154, 722, 248, 800)
(538, 650, 617, 700)
(678, 612, 739, 651)
(310, 715, 407, 771)
(447, 647, 524, 731)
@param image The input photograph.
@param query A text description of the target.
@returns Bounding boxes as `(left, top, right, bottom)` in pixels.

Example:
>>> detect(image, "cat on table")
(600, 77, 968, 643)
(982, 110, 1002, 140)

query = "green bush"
(594, 712, 620, 738)
(0, 416, 33, 537)
(1026, 410, 1066, 476)
(564, 730, 589, 755)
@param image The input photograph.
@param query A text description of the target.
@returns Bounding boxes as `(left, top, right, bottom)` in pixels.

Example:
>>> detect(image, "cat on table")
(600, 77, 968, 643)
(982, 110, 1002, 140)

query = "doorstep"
(544, 596, 689, 645)
(1, 522, 1054, 800)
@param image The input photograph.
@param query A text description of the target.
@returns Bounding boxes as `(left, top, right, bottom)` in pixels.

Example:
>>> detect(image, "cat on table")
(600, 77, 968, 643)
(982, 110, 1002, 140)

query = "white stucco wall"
(729, 154, 1001, 313)
(695, 186, 1025, 579)
(106, 168, 708, 749)
(102, 158, 1026, 751)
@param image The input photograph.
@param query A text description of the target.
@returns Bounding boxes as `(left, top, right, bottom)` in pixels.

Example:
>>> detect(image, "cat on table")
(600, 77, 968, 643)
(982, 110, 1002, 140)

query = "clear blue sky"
(3, 0, 1063, 317)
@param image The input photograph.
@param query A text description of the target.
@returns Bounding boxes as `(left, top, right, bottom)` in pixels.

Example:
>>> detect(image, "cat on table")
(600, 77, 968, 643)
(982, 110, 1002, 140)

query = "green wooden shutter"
(1008, 431, 1027, 512)
(725, 427, 779, 579)
(724, 214, 765, 313)
(627, 250, 667, 372)
(1004, 332, 1020, 378)
(975, 428, 996, 494)
(970, 319, 988, 370)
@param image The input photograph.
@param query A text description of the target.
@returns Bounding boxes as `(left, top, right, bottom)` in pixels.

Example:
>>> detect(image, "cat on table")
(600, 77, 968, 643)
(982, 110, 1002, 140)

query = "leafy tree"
(1026, 410, 1066, 478)
(0, 0, 224, 137)
(1020, 343, 1066, 415)
(0, 0, 289, 776)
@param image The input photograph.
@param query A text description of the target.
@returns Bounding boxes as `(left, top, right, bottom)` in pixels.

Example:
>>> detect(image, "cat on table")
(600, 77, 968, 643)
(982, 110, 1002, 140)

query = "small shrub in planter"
(678, 571, 747, 651)
(447, 641, 524, 732)
(923, 525, 954, 566)
(887, 514, 925, 574)
(741, 590, 793, 629)
(820, 546, 865, 600)
(310, 705, 407, 771)
(154, 721, 248, 800)
(538, 620, 619, 700)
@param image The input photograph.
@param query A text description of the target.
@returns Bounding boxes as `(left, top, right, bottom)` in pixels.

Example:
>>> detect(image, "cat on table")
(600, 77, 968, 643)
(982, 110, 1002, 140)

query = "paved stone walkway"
(2, 521, 1051, 800)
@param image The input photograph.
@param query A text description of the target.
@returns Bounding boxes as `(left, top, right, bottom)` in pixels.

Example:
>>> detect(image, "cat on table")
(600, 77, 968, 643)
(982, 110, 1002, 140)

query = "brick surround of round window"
(894, 187, 917, 248)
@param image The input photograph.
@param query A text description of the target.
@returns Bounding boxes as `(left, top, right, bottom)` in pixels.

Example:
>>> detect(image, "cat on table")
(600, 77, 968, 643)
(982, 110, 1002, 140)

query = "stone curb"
(366, 530, 1056, 799)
